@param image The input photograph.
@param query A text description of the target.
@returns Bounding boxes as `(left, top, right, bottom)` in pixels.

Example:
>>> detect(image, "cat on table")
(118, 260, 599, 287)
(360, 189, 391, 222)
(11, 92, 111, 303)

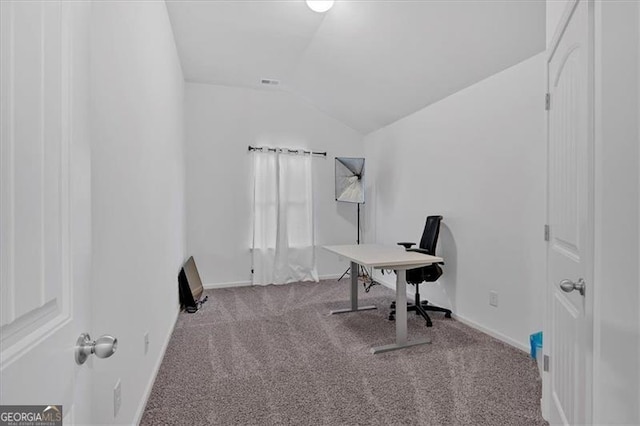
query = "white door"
(1, 1, 94, 423)
(545, 0, 594, 424)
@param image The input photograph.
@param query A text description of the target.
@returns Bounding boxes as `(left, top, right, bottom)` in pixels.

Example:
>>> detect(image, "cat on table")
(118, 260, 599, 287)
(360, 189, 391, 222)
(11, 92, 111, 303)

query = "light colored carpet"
(141, 279, 546, 425)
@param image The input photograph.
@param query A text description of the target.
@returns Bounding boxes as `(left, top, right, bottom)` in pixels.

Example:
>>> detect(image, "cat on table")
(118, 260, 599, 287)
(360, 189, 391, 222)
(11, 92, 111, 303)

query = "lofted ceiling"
(166, 0, 545, 134)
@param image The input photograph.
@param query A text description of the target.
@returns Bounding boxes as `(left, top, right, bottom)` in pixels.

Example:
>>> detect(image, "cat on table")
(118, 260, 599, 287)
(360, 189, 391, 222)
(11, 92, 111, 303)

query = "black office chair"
(389, 215, 452, 327)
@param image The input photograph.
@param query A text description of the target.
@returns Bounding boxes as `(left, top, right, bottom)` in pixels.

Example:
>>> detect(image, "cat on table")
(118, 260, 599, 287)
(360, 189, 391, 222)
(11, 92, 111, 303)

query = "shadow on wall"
(434, 221, 457, 312)
(373, 143, 398, 211)
(597, 318, 640, 422)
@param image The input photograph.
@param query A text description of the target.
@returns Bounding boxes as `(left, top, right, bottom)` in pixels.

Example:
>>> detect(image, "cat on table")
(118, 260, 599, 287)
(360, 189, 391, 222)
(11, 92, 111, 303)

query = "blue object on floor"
(530, 331, 543, 359)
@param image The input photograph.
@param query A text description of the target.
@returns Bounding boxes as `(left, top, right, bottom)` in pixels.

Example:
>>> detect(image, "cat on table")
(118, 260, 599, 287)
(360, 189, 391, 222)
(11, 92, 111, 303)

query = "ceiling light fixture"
(306, 0, 334, 13)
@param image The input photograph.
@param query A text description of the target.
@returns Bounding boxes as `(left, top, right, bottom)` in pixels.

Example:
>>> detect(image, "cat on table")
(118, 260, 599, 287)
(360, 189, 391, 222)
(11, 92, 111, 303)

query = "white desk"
(323, 244, 443, 354)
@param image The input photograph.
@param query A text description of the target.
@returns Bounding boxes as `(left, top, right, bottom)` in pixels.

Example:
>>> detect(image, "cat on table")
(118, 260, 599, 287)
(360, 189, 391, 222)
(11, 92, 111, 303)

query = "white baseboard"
(319, 273, 343, 280)
(452, 313, 529, 353)
(203, 274, 347, 290)
(133, 307, 179, 425)
(204, 281, 251, 290)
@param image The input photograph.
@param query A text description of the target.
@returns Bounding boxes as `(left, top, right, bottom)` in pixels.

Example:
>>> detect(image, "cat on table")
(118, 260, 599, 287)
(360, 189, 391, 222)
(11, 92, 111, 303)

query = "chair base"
(389, 300, 452, 327)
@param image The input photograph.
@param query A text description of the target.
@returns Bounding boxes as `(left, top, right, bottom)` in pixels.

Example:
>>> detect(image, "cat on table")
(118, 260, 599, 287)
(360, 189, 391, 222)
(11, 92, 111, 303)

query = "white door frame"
(542, 0, 596, 423)
(590, 1, 640, 423)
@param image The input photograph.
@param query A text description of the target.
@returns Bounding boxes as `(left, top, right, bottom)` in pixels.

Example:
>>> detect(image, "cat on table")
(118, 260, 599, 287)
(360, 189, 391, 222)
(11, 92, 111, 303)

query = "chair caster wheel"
(445, 312, 452, 318)
(426, 322, 433, 327)
(388, 314, 395, 321)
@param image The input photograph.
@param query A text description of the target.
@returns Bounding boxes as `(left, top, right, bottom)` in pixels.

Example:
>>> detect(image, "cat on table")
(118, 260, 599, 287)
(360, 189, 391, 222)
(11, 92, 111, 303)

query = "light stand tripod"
(337, 203, 371, 282)
(334, 157, 374, 288)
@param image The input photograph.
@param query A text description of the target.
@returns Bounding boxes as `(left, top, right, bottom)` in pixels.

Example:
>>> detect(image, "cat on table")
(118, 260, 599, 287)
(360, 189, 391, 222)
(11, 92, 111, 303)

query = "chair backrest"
(419, 215, 443, 255)
(406, 215, 444, 285)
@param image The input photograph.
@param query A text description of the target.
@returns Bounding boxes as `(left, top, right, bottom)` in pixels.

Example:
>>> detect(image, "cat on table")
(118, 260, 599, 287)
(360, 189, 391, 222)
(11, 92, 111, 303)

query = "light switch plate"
(489, 291, 499, 307)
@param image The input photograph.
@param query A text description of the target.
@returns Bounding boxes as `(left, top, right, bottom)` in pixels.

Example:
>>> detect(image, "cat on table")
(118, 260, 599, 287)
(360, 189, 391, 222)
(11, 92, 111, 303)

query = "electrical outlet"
(113, 379, 121, 418)
(489, 291, 499, 307)
(144, 332, 150, 355)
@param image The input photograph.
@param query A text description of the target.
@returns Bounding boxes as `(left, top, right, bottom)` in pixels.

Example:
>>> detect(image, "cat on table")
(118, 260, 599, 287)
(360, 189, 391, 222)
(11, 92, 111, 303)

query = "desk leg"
(371, 269, 431, 354)
(330, 261, 377, 315)
(396, 269, 408, 345)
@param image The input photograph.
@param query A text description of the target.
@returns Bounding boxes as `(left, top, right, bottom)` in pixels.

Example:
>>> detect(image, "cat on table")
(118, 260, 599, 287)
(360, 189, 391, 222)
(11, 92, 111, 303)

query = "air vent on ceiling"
(260, 78, 280, 86)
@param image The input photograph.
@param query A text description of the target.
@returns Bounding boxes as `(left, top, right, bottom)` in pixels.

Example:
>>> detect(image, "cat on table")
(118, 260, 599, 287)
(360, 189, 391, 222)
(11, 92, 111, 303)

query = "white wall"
(185, 83, 364, 287)
(592, 1, 640, 424)
(89, 2, 186, 424)
(363, 53, 546, 350)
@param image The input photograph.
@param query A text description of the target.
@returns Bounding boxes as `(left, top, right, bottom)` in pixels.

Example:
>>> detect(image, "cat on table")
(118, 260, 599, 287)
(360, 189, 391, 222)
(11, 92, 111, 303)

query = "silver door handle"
(75, 333, 118, 365)
(559, 278, 585, 296)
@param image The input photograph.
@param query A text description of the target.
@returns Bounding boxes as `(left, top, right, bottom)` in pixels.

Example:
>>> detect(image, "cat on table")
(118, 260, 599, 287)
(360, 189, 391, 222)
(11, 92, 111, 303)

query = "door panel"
(546, 0, 593, 424)
(551, 292, 579, 423)
(0, 1, 92, 422)
(1, 0, 69, 357)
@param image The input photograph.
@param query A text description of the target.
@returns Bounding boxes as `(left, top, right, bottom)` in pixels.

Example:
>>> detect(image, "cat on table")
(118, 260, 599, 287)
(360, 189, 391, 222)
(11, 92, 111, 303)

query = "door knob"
(75, 333, 118, 365)
(559, 278, 586, 296)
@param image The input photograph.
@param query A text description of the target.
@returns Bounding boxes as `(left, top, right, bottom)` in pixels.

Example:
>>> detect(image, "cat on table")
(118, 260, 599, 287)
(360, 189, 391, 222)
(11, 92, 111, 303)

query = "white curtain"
(251, 150, 318, 285)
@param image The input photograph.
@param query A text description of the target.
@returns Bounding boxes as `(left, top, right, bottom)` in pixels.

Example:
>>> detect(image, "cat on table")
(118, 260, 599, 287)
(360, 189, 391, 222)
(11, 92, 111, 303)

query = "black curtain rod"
(248, 145, 327, 157)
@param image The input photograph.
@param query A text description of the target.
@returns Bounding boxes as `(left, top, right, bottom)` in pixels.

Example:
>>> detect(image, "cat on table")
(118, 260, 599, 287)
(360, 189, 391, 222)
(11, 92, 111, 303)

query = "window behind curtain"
(251, 151, 318, 285)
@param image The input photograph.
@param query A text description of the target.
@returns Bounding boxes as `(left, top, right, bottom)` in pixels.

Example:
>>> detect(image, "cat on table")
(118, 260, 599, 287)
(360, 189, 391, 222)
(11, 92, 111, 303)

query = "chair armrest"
(397, 242, 415, 249)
